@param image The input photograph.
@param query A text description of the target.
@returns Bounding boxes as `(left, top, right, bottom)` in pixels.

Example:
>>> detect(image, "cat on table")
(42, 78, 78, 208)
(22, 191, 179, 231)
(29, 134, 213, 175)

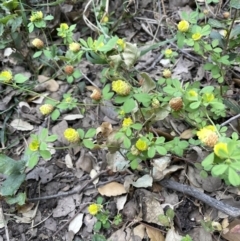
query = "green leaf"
(202, 153, 214, 168)
(78, 129, 85, 139)
(43, 50, 52, 59)
(44, 15, 54, 20)
(40, 128, 48, 140)
(228, 168, 240, 186)
(94, 221, 102, 231)
(5, 192, 26, 205)
(130, 159, 139, 170)
(155, 137, 165, 145)
(131, 123, 142, 130)
(83, 139, 95, 149)
(211, 164, 228, 176)
(40, 142, 48, 150)
(190, 101, 201, 109)
(123, 98, 136, 113)
(156, 146, 167, 155)
(51, 109, 60, 121)
(133, 93, 151, 105)
(123, 137, 131, 149)
(92, 234, 107, 241)
(0, 154, 24, 175)
(33, 51, 42, 58)
(148, 147, 156, 158)
(0, 173, 26, 196)
(27, 152, 39, 168)
(40, 150, 51, 160)
(73, 69, 82, 78)
(85, 128, 96, 138)
(46, 135, 58, 142)
(230, 0, 240, 9)
(14, 73, 29, 83)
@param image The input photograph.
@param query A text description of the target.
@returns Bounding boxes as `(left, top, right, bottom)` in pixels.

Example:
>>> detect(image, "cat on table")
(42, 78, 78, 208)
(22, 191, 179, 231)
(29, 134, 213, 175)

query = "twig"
(81, 72, 99, 88)
(0, 202, 10, 241)
(28, 170, 108, 202)
(220, 113, 240, 126)
(159, 179, 240, 217)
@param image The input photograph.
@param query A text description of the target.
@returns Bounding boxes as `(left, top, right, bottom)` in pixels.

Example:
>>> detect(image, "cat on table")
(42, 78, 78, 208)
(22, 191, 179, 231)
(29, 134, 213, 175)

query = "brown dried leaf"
(180, 129, 194, 139)
(146, 226, 165, 241)
(222, 219, 240, 241)
(37, 75, 59, 92)
(98, 182, 126, 196)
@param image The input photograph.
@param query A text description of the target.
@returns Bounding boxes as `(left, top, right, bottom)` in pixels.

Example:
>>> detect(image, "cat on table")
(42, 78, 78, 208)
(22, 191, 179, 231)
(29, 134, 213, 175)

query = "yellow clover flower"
(117, 39, 126, 49)
(29, 140, 40, 151)
(39, 104, 54, 115)
(136, 139, 148, 151)
(188, 90, 198, 97)
(203, 93, 215, 103)
(192, 33, 202, 41)
(69, 42, 81, 52)
(163, 69, 172, 78)
(196, 125, 218, 147)
(88, 203, 101, 215)
(112, 80, 131, 96)
(60, 23, 69, 30)
(30, 11, 43, 22)
(102, 16, 109, 23)
(122, 117, 133, 127)
(164, 49, 173, 58)
(0, 70, 12, 83)
(64, 128, 80, 143)
(177, 20, 190, 32)
(214, 142, 228, 158)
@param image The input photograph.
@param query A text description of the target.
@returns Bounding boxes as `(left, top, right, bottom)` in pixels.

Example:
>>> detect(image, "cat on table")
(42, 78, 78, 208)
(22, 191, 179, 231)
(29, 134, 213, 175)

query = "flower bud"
(69, 42, 81, 52)
(223, 12, 230, 19)
(163, 69, 172, 78)
(90, 89, 102, 101)
(39, 104, 54, 115)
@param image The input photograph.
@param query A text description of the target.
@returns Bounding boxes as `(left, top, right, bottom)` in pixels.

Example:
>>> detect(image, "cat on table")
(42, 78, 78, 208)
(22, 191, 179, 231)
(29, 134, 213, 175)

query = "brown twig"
(159, 179, 240, 217)
(28, 170, 108, 202)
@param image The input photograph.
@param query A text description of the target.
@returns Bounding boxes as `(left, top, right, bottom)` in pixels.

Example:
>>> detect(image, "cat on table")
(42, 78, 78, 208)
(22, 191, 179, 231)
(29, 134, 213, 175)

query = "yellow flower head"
(30, 11, 43, 22)
(39, 104, 54, 115)
(188, 90, 198, 97)
(165, 49, 173, 58)
(88, 203, 101, 215)
(64, 128, 80, 143)
(69, 42, 81, 52)
(192, 33, 202, 41)
(178, 20, 190, 32)
(117, 39, 126, 49)
(102, 16, 109, 23)
(197, 125, 218, 147)
(60, 23, 69, 30)
(112, 80, 131, 96)
(152, 98, 160, 108)
(122, 117, 133, 127)
(163, 69, 172, 78)
(29, 140, 40, 151)
(0, 70, 12, 83)
(214, 142, 228, 158)
(136, 138, 148, 151)
(65, 97, 72, 103)
(203, 93, 215, 102)
(32, 38, 44, 49)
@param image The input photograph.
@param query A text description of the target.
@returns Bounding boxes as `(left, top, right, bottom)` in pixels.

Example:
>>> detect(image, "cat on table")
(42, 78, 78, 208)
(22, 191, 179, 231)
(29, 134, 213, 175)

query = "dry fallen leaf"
(10, 119, 33, 131)
(146, 226, 165, 241)
(68, 213, 84, 234)
(180, 129, 194, 139)
(37, 75, 59, 92)
(222, 219, 240, 241)
(65, 154, 73, 169)
(98, 182, 127, 196)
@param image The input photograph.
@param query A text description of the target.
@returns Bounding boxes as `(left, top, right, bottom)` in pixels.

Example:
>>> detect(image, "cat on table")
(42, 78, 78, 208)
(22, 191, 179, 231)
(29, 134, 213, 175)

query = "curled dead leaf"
(98, 182, 126, 196)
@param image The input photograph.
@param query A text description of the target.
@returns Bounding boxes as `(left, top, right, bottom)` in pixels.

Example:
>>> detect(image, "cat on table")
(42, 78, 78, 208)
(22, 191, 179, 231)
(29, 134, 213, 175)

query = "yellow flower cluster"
(192, 33, 202, 41)
(196, 125, 218, 147)
(178, 20, 190, 32)
(60, 23, 69, 30)
(136, 139, 148, 151)
(117, 39, 126, 49)
(151, 98, 160, 108)
(29, 140, 40, 151)
(188, 90, 198, 97)
(32, 38, 44, 49)
(122, 117, 133, 127)
(102, 16, 109, 23)
(112, 80, 131, 95)
(164, 49, 173, 58)
(30, 11, 43, 22)
(69, 42, 81, 52)
(64, 128, 80, 143)
(0, 70, 12, 83)
(214, 142, 228, 158)
(203, 93, 215, 102)
(39, 104, 54, 115)
(88, 203, 101, 215)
